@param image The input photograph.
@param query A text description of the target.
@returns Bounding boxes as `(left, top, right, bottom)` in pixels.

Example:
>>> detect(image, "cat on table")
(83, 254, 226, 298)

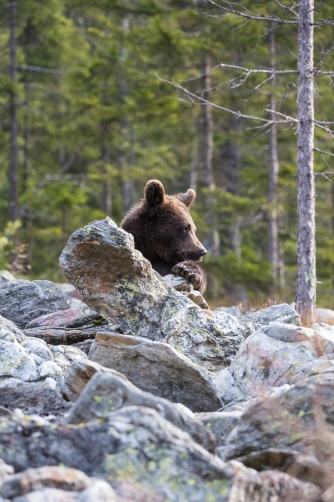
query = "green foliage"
(0, 0, 334, 307)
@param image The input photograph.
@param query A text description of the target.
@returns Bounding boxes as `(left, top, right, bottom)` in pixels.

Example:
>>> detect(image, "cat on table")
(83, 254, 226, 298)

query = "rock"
(182, 290, 209, 309)
(47, 345, 87, 385)
(89, 331, 222, 412)
(23, 327, 98, 345)
(0, 407, 320, 502)
(0, 271, 16, 284)
(163, 274, 209, 308)
(0, 280, 69, 329)
(240, 303, 300, 337)
(236, 449, 330, 490)
(0, 466, 122, 501)
(56, 283, 87, 309)
(195, 410, 241, 448)
(213, 368, 246, 408)
(163, 274, 193, 292)
(0, 378, 71, 416)
(228, 322, 320, 398)
(0, 316, 38, 382)
(0, 460, 14, 484)
(66, 371, 216, 452)
(59, 218, 244, 371)
(71, 339, 94, 355)
(25, 306, 105, 330)
(62, 359, 128, 403)
(0, 314, 87, 386)
(215, 306, 242, 318)
(223, 381, 334, 464)
(315, 308, 334, 323)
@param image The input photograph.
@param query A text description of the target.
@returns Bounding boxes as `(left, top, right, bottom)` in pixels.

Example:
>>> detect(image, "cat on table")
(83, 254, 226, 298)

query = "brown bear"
(121, 179, 207, 293)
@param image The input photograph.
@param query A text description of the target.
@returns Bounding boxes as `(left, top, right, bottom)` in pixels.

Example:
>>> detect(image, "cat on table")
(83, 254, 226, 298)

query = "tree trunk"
(9, 0, 18, 222)
(268, 24, 280, 291)
(189, 137, 198, 191)
(201, 54, 220, 255)
(101, 138, 112, 215)
(295, 0, 316, 324)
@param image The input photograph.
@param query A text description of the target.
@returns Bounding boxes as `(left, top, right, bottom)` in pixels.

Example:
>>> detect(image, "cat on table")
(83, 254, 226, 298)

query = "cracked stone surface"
(59, 218, 245, 372)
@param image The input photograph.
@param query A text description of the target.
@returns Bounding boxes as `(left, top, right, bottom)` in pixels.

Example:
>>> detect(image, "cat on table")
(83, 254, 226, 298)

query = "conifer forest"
(1, 0, 334, 314)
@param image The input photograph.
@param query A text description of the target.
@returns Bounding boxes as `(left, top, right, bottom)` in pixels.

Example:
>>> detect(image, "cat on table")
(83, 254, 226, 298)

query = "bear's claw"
(171, 260, 207, 294)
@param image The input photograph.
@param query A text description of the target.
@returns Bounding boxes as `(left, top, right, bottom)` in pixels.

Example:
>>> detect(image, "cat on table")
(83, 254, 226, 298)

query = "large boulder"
(66, 371, 216, 452)
(228, 322, 329, 398)
(89, 331, 222, 412)
(0, 409, 320, 502)
(0, 280, 69, 329)
(59, 217, 243, 371)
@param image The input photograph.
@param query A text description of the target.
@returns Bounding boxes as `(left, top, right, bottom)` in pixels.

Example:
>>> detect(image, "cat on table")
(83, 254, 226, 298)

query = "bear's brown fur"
(121, 180, 207, 293)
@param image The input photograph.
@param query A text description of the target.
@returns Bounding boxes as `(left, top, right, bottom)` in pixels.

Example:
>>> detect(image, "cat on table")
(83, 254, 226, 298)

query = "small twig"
(206, 0, 298, 24)
(18, 64, 64, 75)
(314, 148, 334, 158)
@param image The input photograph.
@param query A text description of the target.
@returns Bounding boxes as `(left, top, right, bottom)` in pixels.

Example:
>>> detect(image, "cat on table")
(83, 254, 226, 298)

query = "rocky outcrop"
(0, 409, 321, 502)
(89, 331, 222, 412)
(0, 280, 69, 329)
(59, 217, 244, 371)
(222, 381, 334, 463)
(66, 370, 216, 452)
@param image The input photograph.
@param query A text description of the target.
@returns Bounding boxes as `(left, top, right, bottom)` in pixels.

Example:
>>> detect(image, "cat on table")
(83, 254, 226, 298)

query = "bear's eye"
(184, 225, 190, 232)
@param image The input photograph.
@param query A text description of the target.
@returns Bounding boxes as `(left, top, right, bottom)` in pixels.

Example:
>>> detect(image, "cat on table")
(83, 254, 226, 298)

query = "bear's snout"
(198, 247, 207, 261)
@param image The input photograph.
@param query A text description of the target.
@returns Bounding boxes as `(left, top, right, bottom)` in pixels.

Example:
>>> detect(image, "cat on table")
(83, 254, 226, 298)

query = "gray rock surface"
(59, 217, 243, 371)
(62, 359, 128, 403)
(0, 378, 71, 416)
(23, 327, 98, 345)
(0, 271, 16, 284)
(0, 460, 14, 484)
(0, 280, 69, 329)
(25, 306, 105, 330)
(228, 322, 321, 398)
(0, 408, 320, 502)
(66, 371, 216, 452)
(240, 303, 300, 337)
(89, 331, 222, 412)
(0, 314, 87, 386)
(196, 410, 241, 450)
(223, 381, 334, 464)
(0, 466, 123, 502)
(236, 449, 330, 490)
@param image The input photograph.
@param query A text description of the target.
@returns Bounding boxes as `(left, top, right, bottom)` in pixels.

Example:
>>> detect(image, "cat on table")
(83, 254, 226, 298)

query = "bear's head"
(122, 180, 207, 267)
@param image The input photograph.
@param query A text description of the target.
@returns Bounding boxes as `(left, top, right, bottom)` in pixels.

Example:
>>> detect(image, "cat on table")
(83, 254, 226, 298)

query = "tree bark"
(268, 24, 280, 291)
(9, 0, 18, 222)
(201, 54, 220, 255)
(295, 0, 316, 324)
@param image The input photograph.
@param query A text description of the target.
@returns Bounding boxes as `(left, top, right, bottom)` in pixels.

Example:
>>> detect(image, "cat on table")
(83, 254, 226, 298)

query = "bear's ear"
(177, 189, 196, 208)
(145, 180, 165, 206)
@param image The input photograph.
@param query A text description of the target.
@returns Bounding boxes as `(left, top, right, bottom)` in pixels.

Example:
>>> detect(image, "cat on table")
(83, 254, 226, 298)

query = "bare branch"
(265, 108, 299, 123)
(157, 74, 295, 128)
(18, 64, 64, 75)
(206, 0, 298, 24)
(314, 147, 334, 157)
